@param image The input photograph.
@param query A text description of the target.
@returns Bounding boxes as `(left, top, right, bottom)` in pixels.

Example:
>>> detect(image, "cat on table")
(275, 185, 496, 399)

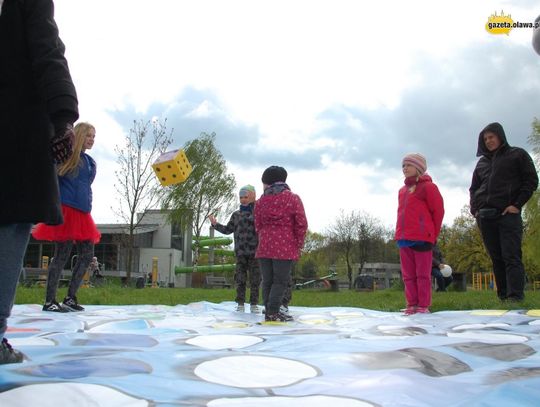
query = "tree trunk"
(126, 231, 134, 282)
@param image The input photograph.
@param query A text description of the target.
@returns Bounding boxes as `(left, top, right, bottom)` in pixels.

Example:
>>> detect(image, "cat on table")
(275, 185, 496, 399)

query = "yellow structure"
(152, 149, 192, 186)
(81, 268, 91, 288)
(151, 257, 159, 288)
(472, 272, 495, 290)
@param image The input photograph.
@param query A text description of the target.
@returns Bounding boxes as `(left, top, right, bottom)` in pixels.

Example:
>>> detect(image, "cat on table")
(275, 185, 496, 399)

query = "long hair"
(58, 122, 94, 176)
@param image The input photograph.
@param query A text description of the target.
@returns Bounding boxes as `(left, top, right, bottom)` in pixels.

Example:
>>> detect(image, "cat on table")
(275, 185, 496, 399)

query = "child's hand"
(208, 215, 217, 225)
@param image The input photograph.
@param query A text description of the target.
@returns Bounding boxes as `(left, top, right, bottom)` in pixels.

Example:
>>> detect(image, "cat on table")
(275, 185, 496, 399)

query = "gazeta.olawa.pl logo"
(486, 10, 538, 35)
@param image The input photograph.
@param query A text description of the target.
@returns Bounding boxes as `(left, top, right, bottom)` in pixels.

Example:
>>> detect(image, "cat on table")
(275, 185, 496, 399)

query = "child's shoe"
(62, 296, 85, 312)
(265, 311, 293, 322)
(279, 305, 290, 316)
(236, 304, 245, 312)
(416, 307, 430, 314)
(0, 338, 25, 365)
(43, 300, 68, 313)
(250, 304, 260, 313)
(402, 306, 416, 316)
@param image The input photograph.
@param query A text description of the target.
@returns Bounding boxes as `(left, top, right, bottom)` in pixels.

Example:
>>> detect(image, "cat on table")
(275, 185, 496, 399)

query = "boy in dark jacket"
(209, 185, 261, 313)
(0, 0, 78, 364)
(431, 244, 452, 292)
(470, 122, 538, 302)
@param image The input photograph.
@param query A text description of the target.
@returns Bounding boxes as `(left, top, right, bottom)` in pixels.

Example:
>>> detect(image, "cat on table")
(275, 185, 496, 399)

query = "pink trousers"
(399, 247, 432, 308)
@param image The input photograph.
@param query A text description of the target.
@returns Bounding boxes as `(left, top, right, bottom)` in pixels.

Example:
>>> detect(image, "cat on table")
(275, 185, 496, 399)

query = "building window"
(171, 221, 184, 251)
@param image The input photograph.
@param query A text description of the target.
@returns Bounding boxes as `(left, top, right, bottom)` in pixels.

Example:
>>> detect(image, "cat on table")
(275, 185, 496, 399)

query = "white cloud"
(52, 0, 540, 233)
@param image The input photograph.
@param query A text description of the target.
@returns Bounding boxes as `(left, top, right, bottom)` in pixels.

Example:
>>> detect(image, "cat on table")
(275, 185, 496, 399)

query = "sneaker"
(236, 304, 245, 312)
(279, 305, 290, 316)
(62, 296, 85, 312)
(250, 304, 260, 313)
(265, 312, 293, 322)
(278, 311, 293, 321)
(43, 300, 68, 313)
(402, 306, 416, 316)
(0, 338, 24, 365)
(416, 307, 431, 314)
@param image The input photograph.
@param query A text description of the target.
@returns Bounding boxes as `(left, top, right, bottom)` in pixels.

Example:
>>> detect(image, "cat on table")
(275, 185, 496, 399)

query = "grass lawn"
(15, 285, 540, 312)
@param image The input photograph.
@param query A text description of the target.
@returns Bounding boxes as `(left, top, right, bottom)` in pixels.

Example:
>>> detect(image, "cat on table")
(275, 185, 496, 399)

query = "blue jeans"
(0, 223, 32, 340)
(259, 258, 292, 315)
(477, 213, 525, 300)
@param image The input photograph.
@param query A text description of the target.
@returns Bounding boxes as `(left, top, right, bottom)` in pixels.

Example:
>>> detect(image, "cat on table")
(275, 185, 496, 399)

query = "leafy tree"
(523, 117, 540, 281)
(297, 231, 327, 279)
(301, 259, 318, 280)
(163, 132, 236, 264)
(302, 230, 326, 254)
(438, 206, 490, 278)
(114, 118, 173, 279)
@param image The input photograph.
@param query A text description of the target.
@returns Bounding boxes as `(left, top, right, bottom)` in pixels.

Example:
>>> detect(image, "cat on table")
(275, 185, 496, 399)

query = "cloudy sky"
(52, 0, 540, 233)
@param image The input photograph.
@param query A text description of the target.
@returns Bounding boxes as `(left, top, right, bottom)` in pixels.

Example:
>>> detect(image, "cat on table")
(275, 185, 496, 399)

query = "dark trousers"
(282, 272, 293, 307)
(234, 255, 261, 305)
(477, 213, 525, 300)
(431, 268, 453, 291)
(46, 240, 94, 303)
(259, 258, 293, 315)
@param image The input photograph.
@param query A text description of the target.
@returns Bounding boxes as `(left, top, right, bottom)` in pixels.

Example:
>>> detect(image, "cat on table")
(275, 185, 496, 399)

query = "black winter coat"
(469, 122, 538, 215)
(0, 0, 78, 224)
(212, 203, 258, 257)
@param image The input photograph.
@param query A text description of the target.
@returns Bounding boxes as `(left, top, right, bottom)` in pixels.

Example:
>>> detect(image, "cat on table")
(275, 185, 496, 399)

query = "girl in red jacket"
(255, 166, 308, 322)
(395, 153, 444, 315)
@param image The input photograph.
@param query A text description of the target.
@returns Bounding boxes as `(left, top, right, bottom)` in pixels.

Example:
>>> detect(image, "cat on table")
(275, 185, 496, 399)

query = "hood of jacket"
(476, 122, 509, 157)
(404, 173, 433, 187)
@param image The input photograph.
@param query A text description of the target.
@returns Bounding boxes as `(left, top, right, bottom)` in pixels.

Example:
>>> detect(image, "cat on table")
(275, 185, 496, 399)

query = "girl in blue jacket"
(33, 123, 101, 312)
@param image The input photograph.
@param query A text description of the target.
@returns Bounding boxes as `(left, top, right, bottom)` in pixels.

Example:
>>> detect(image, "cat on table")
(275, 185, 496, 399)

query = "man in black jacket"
(0, 0, 78, 364)
(469, 122, 538, 302)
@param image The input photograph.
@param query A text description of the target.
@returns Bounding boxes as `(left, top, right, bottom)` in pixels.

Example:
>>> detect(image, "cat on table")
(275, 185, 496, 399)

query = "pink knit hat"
(402, 153, 427, 175)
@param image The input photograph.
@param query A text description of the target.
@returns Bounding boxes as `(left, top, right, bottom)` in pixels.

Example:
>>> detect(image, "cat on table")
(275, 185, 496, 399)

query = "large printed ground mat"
(1, 302, 540, 406)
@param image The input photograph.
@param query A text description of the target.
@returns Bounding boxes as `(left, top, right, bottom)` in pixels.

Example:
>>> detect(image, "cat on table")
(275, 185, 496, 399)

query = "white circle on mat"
(0, 383, 147, 407)
(186, 334, 262, 350)
(194, 355, 318, 388)
(208, 395, 374, 406)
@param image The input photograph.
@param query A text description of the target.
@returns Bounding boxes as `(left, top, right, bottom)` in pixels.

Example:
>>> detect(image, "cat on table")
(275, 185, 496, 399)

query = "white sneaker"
(236, 304, 245, 312)
(250, 305, 260, 313)
(280, 305, 290, 315)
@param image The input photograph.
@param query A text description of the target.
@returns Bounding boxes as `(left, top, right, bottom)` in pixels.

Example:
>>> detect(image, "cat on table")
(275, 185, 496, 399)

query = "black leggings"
(45, 240, 94, 303)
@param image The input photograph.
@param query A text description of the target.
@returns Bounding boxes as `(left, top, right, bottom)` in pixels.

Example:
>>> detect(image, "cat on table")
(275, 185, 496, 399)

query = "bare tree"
(354, 211, 385, 275)
(326, 210, 357, 289)
(114, 118, 173, 279)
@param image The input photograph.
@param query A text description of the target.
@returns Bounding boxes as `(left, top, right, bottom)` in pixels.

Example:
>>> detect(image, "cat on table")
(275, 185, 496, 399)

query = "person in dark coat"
(431, 244, 452, 292)
(209, 185, 261, 313)
(0, 0, 78, 364)
(469, 122, 538, 302)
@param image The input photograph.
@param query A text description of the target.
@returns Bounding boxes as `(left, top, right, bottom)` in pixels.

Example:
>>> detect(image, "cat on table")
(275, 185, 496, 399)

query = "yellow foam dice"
(152, 149, 192, 186)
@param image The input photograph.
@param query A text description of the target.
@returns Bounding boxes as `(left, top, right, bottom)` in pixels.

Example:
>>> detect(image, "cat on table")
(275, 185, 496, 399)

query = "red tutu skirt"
(32, 205, 101, 244)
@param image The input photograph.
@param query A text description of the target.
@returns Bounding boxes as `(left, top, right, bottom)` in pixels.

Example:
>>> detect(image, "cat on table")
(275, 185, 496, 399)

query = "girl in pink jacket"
(255, 166, 308, 322)
(395, 153, 444, 315)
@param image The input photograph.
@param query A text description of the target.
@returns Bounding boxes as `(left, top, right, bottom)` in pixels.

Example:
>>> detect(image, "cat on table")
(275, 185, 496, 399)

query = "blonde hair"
(58, 122, 95, 176)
